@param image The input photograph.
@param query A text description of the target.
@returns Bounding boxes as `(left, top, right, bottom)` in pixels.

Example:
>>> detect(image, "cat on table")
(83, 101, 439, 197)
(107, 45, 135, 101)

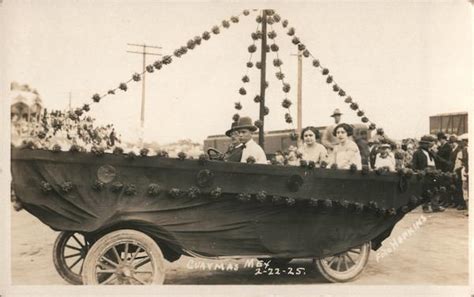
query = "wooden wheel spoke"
(133, 256, 151, 269)
(130, 247, 142, 262)
(99, 263, 116, 270)
(346, 253, 356, 266)
(327, 256, 337, 267)
(65, 244, 83, 252)
(97, 269, 116, 274)
(336, 256, 342, 271)
(72, 234, 85, 248)
(349, 248, 361, 254)
(101, 255, 119, 267)
(134, 256, 148, 260)
(79, 262, 84, 275)
(69, 256, 83, 269)
(100, 275, 117, 285)
(134, 270, 153, 274)
(342, 255, 349, 271)
(64, 252, 82, 259)
(131, 276, 146, 285)
(124, 243, 129, 261)
(112, 246, 122, 263)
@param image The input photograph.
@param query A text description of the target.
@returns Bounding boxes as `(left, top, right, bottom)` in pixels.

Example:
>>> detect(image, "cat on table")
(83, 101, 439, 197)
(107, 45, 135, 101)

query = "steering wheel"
(207, 148, 224, 160)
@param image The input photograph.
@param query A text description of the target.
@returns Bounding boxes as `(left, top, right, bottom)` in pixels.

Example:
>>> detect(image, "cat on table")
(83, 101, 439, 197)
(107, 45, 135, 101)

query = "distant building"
(10, 82, 44, 144)
(429, 112, 467, 136)
(10, 82, 43, 122)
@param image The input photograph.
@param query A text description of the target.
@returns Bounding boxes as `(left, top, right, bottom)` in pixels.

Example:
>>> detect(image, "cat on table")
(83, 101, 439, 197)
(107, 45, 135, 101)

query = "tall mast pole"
(258, 10, 268, 148)
(296, 51, 303, 141)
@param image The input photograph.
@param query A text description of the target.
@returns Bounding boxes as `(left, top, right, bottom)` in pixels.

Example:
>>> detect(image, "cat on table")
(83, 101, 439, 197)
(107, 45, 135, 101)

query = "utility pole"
(291, 51, 303, 142)
(126, 43, 162, 143)
(68, 92, 72, 111)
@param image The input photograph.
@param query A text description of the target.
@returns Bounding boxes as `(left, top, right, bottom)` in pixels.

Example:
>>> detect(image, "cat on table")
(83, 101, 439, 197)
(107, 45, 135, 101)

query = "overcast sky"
(2, 1, 472, 144)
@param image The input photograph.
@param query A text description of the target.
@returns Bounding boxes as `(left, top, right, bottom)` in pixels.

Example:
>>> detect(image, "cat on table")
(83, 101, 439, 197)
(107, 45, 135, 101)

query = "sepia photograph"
(1, 1, 472, 296)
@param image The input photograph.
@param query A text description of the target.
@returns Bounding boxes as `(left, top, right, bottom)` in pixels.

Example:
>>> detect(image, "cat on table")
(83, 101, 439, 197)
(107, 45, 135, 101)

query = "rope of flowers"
(275, 11, 377, 132)
(266, 22, 298, 140)
(73, 9, 256, 119)
(233, 22, 261, 123)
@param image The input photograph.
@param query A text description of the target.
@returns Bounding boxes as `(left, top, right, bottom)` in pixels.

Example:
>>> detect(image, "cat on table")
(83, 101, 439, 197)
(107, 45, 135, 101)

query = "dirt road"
(10, 207, 468, 285)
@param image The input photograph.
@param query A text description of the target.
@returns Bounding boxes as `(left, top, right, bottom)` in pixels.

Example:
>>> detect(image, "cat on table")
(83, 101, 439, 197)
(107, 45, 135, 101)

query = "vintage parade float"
(10, 9, 455, 285)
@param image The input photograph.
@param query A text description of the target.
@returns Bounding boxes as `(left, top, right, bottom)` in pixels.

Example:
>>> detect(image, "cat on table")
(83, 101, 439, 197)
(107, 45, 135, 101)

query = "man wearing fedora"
(233, 116, 267, 164)
(223, 121, 245, 162)
(412, 135, 445, 213)
(322, 108, 342, 151)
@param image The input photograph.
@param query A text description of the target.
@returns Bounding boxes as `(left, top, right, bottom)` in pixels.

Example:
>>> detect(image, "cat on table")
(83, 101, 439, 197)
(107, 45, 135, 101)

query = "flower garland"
(68, 9, 256, 120)
(275, 10, 379, 132)
(233, 22, 262, 122)
(266, 21, 298, 140)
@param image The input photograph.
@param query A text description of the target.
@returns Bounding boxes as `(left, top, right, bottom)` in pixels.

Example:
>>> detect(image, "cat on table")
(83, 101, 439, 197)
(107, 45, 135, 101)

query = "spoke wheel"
(82, 229, 165, 285)
(315, 242, 371, 283)
(53, 231, 90, 285)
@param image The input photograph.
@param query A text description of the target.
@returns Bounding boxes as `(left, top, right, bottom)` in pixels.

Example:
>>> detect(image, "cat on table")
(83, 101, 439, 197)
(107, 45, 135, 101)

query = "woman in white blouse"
(298, 126, 328, 166)
(328, 123, 362, 170)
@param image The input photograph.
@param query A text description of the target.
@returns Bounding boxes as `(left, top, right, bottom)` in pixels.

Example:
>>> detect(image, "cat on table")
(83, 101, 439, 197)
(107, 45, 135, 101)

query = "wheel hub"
(117, 265, 133, 276)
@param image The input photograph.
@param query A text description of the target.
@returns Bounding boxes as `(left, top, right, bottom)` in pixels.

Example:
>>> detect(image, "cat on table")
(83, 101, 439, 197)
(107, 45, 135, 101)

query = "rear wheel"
(53, 232, 90, 285)
(82, 229, 165, 285)
(314, 242, 371, 283)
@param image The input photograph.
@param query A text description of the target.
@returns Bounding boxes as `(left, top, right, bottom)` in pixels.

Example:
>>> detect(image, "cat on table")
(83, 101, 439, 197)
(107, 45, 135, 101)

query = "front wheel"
(82, 229, 166, 285)
(314, 242, 371, 283)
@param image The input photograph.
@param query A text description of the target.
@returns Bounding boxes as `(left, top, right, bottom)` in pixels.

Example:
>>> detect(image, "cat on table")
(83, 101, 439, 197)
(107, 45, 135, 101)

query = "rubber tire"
(315, 242, 371, 283)
(52, 231, 85, 285)
(82, 229, 166, 285)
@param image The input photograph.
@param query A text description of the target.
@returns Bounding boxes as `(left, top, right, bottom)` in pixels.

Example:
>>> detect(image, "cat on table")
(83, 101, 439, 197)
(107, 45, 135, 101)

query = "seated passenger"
(234, 116, 267, 164)
(298, 126, 328, 166)
(374, 143, 396, 171)
(223, 121, 245, 162)
(286, 145, 300, 166)
(328, 123, 362, 170)
(273, 150, 285, 165)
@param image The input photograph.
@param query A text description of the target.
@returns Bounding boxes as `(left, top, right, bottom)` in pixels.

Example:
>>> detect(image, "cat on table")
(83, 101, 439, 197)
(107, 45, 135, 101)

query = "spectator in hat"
(354, 129, 370, 167)
(234, 116, 267, 164)
(322, 109, 342, 151)
(371, 128, 395, 146)
(224, 121, 245, 162)
(452, 135, 468, 210)
(328, 123, 362, 170)
(412, 135, 445, 213)
(369, 138, 381, 170)
(298, 126, 328, 166)
(374, 143, 396, 171)
(434, 132, 453, 205)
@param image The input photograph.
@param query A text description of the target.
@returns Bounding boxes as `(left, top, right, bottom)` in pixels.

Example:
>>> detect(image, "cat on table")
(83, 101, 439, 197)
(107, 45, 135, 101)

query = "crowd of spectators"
(11, 109, 120, 152)
(269, 126, 468, 213)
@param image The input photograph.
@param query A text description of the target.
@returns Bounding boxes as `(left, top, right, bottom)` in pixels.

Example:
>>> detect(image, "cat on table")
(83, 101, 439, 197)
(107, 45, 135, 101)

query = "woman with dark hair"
(328, 123, 362, 170)
(298, 126, 328, 166)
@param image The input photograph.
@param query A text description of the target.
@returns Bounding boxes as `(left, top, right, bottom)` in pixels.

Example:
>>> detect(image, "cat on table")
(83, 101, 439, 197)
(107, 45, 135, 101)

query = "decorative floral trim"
(210, 187, 223, 199)
(40, 181, 53, 193)
(92, 180, 105, 191)
(147, 183, 161, 196)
